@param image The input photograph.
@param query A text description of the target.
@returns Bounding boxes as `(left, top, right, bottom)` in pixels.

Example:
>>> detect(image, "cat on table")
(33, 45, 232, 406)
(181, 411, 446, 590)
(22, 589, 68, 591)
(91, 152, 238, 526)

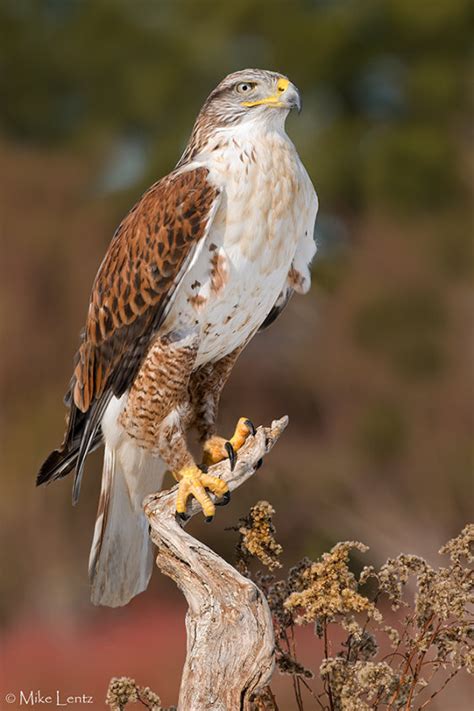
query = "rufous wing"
(72, 166, 220, 414)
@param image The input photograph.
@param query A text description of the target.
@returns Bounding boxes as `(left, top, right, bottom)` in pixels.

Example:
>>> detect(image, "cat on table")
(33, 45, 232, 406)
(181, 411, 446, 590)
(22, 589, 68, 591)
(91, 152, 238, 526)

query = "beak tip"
(289, 85, 302, 114)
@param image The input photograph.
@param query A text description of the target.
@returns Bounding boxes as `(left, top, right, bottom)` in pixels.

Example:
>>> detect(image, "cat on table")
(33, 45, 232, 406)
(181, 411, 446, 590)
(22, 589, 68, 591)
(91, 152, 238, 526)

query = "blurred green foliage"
(0, 0, 471, 215)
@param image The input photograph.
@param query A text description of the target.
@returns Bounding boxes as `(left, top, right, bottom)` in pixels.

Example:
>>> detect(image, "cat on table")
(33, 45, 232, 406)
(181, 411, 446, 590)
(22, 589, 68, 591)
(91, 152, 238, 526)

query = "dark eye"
(236, 82, 255, 94)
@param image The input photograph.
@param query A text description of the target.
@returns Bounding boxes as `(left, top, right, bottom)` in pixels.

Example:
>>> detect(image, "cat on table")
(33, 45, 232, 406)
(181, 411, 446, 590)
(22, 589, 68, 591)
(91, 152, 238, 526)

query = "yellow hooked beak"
(241, 78, 301, 112)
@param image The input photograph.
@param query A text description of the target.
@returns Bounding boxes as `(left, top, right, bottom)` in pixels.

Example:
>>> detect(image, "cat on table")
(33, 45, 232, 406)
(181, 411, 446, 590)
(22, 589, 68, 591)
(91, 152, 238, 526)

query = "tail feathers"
(89, 443, 165, 607)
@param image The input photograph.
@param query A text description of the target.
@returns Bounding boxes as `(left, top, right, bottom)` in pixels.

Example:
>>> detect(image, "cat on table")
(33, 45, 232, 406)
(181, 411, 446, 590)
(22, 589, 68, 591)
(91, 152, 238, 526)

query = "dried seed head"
(106, 678, 139, 710)
(235, 500, 283, 573)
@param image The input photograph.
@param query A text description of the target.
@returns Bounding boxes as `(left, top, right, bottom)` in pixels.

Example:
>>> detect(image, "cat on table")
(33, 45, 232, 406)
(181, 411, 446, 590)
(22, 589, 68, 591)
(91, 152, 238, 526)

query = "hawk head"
(202, 68, 301, 124)
(177, 69, 301, 166)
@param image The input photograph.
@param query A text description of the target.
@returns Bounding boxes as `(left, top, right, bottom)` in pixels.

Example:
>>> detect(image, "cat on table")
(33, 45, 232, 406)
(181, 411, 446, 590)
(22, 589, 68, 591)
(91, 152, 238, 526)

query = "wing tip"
(36, 449, 66, 487)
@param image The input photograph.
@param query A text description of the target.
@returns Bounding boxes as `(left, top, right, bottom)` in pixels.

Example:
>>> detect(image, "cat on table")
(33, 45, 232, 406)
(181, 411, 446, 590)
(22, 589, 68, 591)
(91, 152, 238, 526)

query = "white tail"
(89, 442, 166, 607)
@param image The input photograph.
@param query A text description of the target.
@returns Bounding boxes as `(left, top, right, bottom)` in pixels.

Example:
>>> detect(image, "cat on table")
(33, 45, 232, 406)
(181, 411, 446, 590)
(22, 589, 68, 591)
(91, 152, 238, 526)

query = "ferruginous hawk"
(37, 69, 318, 606)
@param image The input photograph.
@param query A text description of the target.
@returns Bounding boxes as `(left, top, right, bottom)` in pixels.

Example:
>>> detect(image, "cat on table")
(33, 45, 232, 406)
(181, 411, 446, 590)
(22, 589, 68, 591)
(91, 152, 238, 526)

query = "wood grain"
(144, 417, 288, 711)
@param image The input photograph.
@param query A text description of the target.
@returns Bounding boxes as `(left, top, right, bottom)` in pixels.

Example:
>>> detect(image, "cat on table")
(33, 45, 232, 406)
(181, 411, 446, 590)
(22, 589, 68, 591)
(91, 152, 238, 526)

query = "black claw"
(244, 419, 256, 436)
(177, 511, 190, 522)
(255, 458, 263, 470)
(216, 490, 231, 507)
(205, 515, 214, 524)
(225, 441, 236, 471)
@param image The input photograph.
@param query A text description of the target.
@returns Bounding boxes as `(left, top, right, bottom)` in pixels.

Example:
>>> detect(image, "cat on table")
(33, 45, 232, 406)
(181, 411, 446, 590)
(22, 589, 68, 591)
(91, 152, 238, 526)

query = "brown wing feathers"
(37, 167, 220, 499)
(74, 167, 219, 412)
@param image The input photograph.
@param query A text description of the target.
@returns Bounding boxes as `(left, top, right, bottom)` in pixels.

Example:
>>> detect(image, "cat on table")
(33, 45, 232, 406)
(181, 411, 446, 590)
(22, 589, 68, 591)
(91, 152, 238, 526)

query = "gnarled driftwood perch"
(144, 416, 288, 711)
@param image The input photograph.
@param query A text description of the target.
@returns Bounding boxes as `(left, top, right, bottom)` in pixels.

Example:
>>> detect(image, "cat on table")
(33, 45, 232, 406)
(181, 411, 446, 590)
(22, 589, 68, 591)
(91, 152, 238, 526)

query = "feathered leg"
(119, 328, 228, 522)
(189, 346, 256, 469)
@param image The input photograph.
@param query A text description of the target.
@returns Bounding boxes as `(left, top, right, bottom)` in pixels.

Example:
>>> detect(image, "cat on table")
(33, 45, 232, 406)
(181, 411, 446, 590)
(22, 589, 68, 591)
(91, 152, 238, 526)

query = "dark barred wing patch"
(73, 167, 220, 412)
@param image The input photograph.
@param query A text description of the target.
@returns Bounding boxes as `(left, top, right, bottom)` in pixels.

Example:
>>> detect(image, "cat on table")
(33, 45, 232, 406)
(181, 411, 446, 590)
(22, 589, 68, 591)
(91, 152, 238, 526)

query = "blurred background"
(0, 0, 472, 708)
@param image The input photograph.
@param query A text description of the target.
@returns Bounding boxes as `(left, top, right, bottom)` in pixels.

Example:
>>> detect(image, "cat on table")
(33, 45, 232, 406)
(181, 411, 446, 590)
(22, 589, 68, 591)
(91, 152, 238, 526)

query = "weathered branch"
(144, 417, 288, 711)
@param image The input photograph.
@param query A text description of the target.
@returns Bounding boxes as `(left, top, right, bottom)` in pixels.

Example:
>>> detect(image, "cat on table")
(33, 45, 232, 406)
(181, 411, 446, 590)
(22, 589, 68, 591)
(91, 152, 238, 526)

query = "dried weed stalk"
(106, 676, 174, 711)
(238, 509, 473, 711)
(232, 500, 283, 575)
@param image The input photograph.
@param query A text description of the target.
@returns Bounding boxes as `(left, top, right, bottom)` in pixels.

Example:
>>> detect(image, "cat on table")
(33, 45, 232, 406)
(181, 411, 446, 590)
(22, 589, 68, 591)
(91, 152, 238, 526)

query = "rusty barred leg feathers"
(202, 417, 256, 470)
(174, 465, 229, 522)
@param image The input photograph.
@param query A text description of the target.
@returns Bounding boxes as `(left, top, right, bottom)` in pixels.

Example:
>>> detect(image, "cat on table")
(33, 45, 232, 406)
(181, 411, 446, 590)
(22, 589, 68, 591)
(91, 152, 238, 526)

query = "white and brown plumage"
(37, 69, 318, 607)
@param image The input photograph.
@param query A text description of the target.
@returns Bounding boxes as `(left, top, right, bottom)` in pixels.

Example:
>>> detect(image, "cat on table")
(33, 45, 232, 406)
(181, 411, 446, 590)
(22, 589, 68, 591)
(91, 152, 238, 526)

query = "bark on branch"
(144, 416, 288, 711)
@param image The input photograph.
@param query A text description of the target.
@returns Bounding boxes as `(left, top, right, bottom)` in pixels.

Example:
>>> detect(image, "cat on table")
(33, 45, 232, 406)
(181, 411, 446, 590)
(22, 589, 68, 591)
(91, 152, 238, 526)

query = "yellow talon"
(202, 417, 256, 468)
(174, 465, 229, 521)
